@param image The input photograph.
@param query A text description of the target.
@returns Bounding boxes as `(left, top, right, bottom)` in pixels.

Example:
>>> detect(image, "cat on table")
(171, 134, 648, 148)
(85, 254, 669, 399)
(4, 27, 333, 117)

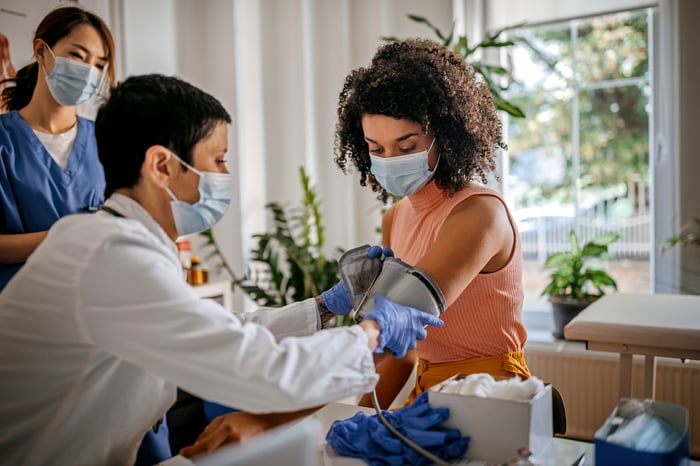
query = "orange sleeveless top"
(389, 180, 527, 363)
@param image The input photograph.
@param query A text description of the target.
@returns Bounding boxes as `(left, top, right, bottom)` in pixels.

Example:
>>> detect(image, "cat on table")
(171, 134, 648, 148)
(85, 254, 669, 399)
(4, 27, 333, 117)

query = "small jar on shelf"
(187, 256, 209, 286)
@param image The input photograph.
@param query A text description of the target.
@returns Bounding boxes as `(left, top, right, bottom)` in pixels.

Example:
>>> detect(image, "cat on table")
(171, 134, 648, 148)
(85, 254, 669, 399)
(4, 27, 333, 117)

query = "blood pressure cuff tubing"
(337, 245, 446, 323)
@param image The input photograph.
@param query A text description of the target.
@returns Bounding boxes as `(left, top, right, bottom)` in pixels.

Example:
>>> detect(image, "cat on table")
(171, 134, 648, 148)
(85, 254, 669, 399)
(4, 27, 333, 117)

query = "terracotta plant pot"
(549, 295, 598, 339)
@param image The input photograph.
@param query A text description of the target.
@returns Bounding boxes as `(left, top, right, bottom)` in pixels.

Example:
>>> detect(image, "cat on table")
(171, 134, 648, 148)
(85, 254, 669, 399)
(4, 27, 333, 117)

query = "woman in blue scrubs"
(0, 7, 114, 291)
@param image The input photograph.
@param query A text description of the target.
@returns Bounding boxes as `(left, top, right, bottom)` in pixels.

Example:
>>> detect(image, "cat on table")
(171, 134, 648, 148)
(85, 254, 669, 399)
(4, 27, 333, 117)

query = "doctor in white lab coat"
(0, 74, 443, 466)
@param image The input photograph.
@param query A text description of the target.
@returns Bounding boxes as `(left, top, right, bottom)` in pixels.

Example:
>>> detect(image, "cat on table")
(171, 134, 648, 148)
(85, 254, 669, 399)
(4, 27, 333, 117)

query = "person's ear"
(33, 39, 47, 65)
(143, 145, 176, 189)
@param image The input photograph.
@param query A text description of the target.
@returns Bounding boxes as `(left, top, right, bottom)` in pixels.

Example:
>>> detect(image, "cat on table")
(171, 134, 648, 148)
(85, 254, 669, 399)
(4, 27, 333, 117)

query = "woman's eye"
(400, 146, 417, 153)
(369, 148, 382, 155)
(69, 52, 85, 61)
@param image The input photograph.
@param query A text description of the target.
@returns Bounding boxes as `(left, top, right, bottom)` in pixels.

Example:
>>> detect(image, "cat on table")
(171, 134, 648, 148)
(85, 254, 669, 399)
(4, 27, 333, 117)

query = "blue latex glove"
(326, 392, 470, 466)
(321, 245, 394, 315)
(320, 281, 353, 315)
(390, 391, 450, 430)
(367, 245, 394, 260)
(365, 294, 443, 358)
(376, 393, 470, 463)
(326, 412, 404, 465)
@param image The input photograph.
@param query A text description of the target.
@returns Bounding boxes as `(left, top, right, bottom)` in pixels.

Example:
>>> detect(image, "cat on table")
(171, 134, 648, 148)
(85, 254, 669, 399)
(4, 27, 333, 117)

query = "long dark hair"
(0, 6, 116, 111)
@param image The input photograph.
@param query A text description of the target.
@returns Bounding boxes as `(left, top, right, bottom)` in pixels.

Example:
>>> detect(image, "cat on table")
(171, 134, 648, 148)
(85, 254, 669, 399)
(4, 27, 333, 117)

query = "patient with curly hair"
(333, 38, 531, 409)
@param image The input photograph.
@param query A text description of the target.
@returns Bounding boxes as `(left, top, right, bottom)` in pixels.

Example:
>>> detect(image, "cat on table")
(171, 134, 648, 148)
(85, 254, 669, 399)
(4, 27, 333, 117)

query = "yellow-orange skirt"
(402, 350, 531, 406)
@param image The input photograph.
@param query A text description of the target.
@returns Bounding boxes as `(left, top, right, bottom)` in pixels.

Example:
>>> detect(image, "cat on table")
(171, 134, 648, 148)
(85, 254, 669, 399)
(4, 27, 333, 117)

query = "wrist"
(315, 296, 336, 327)
(358, 319, 381, 352)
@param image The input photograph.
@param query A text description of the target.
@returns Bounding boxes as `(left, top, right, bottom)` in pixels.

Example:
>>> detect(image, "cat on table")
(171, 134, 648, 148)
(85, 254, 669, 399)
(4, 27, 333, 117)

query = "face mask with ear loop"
(39, 41, 108, 107)
(164, 151, 234, 237)
(369, 138, 439, 196)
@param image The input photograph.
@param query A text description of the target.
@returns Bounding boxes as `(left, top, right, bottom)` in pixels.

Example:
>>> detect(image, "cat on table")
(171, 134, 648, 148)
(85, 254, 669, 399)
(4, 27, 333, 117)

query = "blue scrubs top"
(0, 110, 105, 290)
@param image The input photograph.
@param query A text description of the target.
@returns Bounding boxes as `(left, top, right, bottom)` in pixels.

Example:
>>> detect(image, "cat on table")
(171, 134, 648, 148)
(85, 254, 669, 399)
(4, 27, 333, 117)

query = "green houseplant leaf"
(542, 230, 620, 301)
(544, 229, 621, 339)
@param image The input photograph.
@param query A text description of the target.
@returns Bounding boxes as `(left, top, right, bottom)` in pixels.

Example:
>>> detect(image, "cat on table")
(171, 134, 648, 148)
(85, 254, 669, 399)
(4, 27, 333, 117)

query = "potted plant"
(542, 230, 620, 339)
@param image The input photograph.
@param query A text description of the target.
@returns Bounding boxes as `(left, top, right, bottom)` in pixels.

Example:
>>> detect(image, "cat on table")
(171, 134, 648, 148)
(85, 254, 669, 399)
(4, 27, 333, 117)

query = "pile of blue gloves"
(326, 392, 470, 466)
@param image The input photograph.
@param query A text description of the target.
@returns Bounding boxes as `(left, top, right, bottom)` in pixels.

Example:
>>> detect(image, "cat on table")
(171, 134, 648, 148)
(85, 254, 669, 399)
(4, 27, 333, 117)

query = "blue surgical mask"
(165, 151, 234, 236)
(41, 43, 106, 106)
(370, 138, 438, 196)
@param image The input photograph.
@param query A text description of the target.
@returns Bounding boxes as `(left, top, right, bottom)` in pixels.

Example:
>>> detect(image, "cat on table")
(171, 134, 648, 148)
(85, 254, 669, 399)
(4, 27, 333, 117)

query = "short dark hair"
(334, 38, 506, 203)
(95, 74, 231, 197)
(0, 6, 116, 111)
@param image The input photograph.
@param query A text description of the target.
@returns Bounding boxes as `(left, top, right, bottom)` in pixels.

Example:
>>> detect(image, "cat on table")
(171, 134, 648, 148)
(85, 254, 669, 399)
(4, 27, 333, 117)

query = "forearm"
(359, 349, 417, 409)
(180, 407, 323, 458)
(358, 319, 381, 352)
(0, 231, 48, 264)
(256, 406, 321, 428)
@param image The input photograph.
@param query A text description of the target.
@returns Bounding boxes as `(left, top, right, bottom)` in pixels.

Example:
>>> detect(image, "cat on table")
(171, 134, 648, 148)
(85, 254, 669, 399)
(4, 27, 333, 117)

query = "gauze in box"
(428, 374, 553, 464)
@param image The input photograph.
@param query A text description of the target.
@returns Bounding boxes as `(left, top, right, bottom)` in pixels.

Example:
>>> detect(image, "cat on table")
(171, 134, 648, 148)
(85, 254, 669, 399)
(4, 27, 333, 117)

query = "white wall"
(120, 0, 176, 75)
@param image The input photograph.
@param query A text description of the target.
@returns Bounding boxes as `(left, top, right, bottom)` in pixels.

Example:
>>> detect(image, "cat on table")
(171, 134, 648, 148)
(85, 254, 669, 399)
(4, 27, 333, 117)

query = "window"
(503, 9, 654, 308)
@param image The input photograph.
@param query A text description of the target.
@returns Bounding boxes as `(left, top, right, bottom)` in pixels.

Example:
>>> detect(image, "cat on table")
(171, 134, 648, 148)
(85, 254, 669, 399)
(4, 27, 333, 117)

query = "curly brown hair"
(334, 38, 506, 203)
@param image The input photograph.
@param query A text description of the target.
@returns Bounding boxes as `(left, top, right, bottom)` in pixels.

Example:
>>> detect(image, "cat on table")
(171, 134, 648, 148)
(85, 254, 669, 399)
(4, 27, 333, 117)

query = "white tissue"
(434, 373, 545, 401)
(597, 399, 684, 453)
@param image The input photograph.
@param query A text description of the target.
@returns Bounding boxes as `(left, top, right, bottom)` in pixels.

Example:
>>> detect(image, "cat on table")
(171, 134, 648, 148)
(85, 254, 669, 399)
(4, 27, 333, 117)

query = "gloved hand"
(367, 245, 394, 260)
(321, 245, 394, 315)
(326, 392, 470, 466)
(364, 294, 443, 358)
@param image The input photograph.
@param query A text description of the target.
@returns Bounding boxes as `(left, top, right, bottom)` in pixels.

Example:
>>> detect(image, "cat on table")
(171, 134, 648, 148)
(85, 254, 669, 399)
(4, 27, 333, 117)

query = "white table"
(564, 293, 700, 399)
(163, 401, 700, 465)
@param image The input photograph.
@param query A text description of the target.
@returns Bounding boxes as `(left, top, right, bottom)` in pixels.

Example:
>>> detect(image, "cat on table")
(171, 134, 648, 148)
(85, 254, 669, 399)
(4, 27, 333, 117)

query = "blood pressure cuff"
(338, 245, 446, 323)
(338, 245, 385, 309)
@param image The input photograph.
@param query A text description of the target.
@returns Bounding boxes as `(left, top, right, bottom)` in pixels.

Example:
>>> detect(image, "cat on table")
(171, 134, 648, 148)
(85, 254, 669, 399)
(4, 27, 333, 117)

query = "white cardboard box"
(428, 376, 553, 464)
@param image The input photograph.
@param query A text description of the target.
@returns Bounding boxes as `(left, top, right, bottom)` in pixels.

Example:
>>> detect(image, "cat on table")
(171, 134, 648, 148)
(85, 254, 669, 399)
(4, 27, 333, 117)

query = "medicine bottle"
(188, 256, 208, 286)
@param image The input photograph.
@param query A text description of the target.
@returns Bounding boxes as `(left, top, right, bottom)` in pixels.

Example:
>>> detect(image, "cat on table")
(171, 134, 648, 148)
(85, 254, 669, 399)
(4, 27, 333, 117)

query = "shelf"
(191, 280, 232, 311)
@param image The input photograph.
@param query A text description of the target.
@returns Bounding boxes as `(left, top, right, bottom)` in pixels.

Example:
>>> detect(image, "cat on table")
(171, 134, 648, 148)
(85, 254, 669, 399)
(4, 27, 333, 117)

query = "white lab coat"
(0, 194, 378, 466)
